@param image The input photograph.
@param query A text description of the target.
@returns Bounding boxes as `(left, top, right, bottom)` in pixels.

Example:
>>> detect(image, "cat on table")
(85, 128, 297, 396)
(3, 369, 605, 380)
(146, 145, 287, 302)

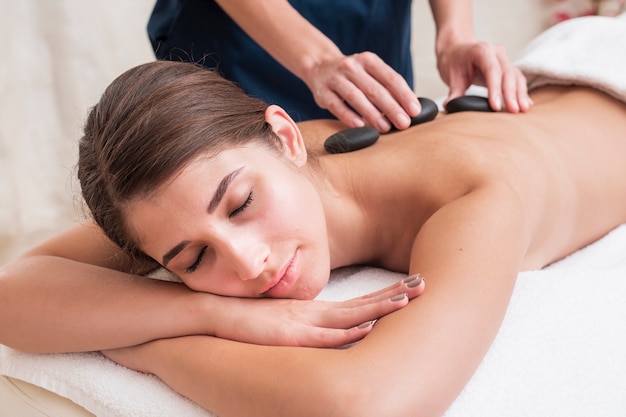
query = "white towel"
(515, 13, 626, 101)
(1, 224, 625, 417)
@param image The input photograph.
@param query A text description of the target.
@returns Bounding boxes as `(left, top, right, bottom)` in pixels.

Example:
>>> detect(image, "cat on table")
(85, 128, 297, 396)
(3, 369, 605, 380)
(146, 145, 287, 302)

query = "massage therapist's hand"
(437, 41, 533, 113)
(304, 52, 422, 133)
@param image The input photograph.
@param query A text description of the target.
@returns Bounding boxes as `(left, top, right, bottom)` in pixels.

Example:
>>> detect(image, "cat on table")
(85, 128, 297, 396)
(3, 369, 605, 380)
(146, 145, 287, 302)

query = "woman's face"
(125, 144, 331, 300)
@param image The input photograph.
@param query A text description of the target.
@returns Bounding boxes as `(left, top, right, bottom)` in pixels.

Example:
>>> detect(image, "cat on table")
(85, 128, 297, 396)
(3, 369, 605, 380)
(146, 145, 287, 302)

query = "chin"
(296, 275, 329, 300)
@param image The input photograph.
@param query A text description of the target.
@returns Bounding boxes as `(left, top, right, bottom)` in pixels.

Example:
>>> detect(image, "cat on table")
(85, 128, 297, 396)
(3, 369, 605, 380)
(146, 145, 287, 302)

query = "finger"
(322, 74, 390, 131)
(498, 57, 525, 114)
(317, 277, 425, 329)
(343, 53, 414, 131)
(475, 49, 505, 112)
(340, 275, 425, 305)
(295, 320, 376, 348)
(445, 70, 471, 108)
(515, 70, 533, 112)
(359, 53, 422, 121)
(315, 84, 365, 128)
(500, 70, 520, 114)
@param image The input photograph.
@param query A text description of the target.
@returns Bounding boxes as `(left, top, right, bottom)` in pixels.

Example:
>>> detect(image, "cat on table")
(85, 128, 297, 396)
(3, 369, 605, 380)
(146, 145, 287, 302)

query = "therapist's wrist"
(298, 44, 344, 88)
(435, 25, 475, 56)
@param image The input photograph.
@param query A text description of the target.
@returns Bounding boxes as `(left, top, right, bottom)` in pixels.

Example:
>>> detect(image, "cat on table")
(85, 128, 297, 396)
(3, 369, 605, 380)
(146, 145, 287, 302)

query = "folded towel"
(515, 13, 626, 101)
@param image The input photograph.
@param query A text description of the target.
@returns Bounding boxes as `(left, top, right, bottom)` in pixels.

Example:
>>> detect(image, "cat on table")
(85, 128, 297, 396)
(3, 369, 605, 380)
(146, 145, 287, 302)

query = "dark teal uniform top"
(148, 0, 413, 121)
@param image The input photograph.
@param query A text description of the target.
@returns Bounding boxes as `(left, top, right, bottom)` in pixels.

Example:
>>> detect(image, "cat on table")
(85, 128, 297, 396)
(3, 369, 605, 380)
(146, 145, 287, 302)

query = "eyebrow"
(161, 167, 244, 267)
(207, 167, 244, 214)
(162, 240, 191, 267)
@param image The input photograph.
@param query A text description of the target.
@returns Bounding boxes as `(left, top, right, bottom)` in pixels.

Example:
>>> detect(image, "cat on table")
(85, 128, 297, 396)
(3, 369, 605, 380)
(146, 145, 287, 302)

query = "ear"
(264, 105, 307, 167)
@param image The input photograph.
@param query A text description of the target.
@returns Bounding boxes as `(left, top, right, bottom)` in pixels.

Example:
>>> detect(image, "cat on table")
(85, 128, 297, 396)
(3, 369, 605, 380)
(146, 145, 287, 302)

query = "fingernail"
(376, 117, 391, 132)
(352, 117, 365, 127)
(494, 96, 503, 111)
(403, 274, 421, 284)
(357, 320, 376, 329)
(390, 293, 408, 302)
(396, 113, 410, 128)
(408, 100, 420, 116)
(406, 276, 423, 288)
(524, 97, 533, 109)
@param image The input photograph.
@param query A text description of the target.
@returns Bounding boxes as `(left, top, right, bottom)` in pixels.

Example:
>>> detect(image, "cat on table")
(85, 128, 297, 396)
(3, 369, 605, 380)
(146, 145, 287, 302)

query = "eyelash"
(185, 191, 254, 273)
(229, 191, 254, 218)
(186, 246, 206, 274)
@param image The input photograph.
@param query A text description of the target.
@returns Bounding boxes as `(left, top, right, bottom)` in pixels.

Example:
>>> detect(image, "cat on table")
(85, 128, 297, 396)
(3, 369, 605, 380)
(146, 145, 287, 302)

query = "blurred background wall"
(0, 0, 560, 264)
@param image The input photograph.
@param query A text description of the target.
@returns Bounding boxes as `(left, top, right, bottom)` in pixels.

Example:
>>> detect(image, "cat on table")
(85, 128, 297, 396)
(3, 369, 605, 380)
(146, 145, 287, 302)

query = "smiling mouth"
(262, 250, 299, 297)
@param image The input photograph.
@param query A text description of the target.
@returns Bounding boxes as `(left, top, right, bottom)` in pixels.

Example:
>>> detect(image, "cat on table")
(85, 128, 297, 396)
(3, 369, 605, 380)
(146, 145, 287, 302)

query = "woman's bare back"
(307, 86, 626, 272)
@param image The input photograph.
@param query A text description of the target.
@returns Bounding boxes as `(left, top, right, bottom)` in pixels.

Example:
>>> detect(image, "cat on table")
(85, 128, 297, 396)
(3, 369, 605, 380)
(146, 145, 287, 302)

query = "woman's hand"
(436, 41, 533, 114)
(304, 52, 422, 133)
(209, 275, 425, 347)
(103, 276, 426, 372)
(103, 276, 424, 373)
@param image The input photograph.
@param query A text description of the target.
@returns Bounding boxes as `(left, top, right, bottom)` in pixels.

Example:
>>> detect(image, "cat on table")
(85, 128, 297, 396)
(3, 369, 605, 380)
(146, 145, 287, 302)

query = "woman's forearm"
(0, 254, 213, 353)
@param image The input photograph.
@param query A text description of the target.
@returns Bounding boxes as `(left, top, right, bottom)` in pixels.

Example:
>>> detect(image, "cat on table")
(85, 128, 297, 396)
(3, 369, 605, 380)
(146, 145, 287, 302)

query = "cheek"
(181, 271, 250, 297)
(270, 179, 326, 237)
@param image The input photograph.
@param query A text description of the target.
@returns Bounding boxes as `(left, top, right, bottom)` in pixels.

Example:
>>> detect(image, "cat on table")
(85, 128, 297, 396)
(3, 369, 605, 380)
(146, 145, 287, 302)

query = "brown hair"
(78, 61, 281, 262)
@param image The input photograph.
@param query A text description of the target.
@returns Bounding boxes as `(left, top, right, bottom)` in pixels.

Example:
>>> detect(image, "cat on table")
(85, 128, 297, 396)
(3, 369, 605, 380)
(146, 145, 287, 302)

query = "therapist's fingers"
(319, 86, 367, 129)
(470, 43, 532, 113)
(467, 42, 505, 111)
(353, 52, 422, 129)
(503, 65, 532, 113)
(444, 64, 474, 108)
(311, 52, 420, 132)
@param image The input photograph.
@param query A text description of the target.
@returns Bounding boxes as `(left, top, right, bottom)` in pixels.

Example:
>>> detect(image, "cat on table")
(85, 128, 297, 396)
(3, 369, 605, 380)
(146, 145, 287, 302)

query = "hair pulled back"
(78, 61, 280, 261)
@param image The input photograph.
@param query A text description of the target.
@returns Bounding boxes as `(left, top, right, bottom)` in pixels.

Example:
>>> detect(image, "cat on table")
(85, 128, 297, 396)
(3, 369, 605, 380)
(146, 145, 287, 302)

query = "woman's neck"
(309, 157, 385, 270)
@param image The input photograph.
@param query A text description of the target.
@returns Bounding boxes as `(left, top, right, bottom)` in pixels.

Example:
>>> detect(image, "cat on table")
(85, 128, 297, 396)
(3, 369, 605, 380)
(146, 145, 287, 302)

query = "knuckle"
(338, 56, 359, 73)
(472, 42, 494, 58)
(357, 51, 379, 65)
(325, 99, 347, 116)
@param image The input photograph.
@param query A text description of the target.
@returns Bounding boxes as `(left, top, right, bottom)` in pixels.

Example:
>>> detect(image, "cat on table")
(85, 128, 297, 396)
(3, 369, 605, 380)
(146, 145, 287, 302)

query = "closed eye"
(186, 246, 207, 274)
(230, 191, 254, 218)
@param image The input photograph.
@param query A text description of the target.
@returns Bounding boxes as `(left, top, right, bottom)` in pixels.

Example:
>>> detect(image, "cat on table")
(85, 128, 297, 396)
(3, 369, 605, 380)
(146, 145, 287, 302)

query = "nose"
(218, 233, 270, 281)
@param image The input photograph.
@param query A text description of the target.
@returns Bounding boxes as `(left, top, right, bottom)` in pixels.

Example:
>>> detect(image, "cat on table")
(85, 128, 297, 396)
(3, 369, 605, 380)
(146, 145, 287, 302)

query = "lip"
(262, 249, 299, 298)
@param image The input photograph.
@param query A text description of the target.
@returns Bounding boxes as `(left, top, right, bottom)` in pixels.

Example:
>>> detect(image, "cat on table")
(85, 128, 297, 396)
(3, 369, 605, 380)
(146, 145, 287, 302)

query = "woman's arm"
(104, 181, 531, 417)
(0, 222, 422, 353)
(0, 222, 219, 353)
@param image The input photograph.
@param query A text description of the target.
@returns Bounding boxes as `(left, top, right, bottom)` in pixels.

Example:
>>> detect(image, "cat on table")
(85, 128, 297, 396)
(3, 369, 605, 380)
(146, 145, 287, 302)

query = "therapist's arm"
(214, 0, 421, 132)
(429, 0, 532, 113)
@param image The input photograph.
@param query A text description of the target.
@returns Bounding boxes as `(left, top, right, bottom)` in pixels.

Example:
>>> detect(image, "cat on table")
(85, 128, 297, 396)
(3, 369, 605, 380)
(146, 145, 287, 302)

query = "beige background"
(0, 0, 549, 265)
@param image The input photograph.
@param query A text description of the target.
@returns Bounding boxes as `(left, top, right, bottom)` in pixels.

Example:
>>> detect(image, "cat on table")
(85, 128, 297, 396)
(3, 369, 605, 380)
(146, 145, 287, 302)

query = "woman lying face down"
(2, 57, 626, 417)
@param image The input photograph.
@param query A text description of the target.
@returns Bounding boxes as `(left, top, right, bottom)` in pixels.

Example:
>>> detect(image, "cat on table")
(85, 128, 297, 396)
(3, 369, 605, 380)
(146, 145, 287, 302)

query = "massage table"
(2, 13, 626, 417)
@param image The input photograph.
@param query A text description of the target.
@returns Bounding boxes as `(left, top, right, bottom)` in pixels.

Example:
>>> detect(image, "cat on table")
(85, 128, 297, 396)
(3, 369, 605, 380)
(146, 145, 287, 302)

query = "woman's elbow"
(0, 268, 20, 349)
(0, 264, 44, 353)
